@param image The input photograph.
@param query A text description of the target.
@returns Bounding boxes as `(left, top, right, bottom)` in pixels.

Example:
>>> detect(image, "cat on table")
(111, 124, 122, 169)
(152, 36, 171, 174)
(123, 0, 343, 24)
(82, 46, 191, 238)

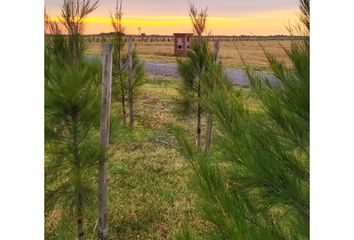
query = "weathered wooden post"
(98, 43, 113, 240)
(214, 39, 220, 63)
(205, 39, 220, 153)
(128, 37, 134, 129)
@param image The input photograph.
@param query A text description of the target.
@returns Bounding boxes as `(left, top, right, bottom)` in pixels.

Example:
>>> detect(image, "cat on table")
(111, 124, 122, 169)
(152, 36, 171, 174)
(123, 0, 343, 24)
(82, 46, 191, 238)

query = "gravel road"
(86, 55, 277, 87)
(144, 62, 279, 87)
(144, 62, 252, 86)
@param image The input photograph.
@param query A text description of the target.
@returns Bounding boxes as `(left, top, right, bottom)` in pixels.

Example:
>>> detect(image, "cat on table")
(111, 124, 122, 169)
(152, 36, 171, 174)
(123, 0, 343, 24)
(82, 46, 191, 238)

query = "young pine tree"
(177, 5, 212, 152)
(110, 0, 145, 129)
(110, 0, 127, 126)
(45, 1, 101, 239)
(174, 0, 309, 239)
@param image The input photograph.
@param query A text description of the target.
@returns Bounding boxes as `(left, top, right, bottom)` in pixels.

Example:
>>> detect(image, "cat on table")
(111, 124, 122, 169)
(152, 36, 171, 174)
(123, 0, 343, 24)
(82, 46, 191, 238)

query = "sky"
(45, 0, 301, 35)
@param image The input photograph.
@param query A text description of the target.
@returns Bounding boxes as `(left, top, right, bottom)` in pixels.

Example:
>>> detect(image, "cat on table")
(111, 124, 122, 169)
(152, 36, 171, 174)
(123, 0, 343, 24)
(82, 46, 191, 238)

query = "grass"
(46, 77, 204, 239)
(107, 78, 205, 239)
(86, 40, 292, 71)
(45, 74, 262, 239)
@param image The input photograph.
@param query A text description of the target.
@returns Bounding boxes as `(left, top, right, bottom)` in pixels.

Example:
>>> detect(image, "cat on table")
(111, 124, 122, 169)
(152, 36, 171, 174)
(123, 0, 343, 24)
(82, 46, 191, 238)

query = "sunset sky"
(45, 0, 301, 35)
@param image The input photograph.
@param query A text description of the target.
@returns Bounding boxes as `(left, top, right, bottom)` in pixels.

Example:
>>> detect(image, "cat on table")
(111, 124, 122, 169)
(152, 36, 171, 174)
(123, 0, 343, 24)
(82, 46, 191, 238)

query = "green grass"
(46, 77, 206, 239)
(106, 77, 205, 239)
(45, 76, 260, 239)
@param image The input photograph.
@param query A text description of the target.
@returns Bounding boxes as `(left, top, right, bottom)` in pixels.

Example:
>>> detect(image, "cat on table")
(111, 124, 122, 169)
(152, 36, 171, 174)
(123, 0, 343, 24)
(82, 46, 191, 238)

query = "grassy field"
(46, 38, 269, 240)
(86, 40, 292, 70)
(106, 77, 204, 239)
(45, 77, 201, 239)
(45, 75, 259, 239)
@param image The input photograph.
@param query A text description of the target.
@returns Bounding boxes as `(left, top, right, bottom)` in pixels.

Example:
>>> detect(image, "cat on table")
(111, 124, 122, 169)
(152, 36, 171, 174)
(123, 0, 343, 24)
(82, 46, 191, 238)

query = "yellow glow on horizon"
(49, 16, 190, 26)
(48, 10, 299, 35)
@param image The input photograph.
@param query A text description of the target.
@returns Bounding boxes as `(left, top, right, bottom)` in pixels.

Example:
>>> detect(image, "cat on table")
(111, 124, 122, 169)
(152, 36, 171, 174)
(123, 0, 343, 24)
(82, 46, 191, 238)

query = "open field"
(86, 40, 293, 70)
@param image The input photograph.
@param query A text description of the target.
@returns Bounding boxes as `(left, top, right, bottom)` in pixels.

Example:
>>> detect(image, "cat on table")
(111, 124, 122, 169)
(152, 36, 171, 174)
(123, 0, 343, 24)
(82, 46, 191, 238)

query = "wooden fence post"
(214, 39, 220, 63)
(205, 39, 220, 153)
(128, 37, 134, 129)
(98, 43, 113, 240)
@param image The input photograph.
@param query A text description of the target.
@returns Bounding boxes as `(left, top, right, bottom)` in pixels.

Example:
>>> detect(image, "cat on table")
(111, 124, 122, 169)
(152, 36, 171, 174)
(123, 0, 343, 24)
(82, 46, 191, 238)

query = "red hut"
(173, 33, 193, 56)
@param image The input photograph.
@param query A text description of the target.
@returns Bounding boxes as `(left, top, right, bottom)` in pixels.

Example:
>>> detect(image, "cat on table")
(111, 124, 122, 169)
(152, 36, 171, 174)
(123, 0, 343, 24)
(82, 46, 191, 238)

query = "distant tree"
(174, 0, 310, 239)
(45, 1, 100, 240)
(110, 0, 145, 129)
(111, 0, 127, 125)
(60, 0, 99, 64)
